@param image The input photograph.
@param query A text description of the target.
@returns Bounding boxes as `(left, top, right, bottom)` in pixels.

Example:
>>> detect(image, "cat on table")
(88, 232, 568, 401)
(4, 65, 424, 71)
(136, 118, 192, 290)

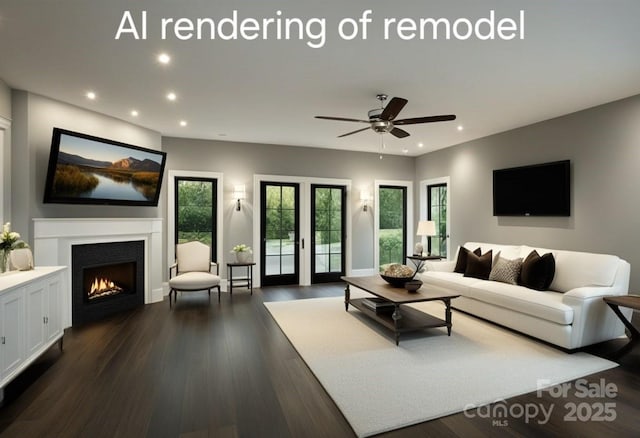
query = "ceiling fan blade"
(315, 116, 370, 123)
(338, 127, 370, 138)
(394, 114, 457, 125)
(379, 97, 408, 121)
(390, 127, 410, 138)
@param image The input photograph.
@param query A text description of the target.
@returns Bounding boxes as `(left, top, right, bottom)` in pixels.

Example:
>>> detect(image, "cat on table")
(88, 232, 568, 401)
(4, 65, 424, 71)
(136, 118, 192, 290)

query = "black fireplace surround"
(72, 240, 145, 325)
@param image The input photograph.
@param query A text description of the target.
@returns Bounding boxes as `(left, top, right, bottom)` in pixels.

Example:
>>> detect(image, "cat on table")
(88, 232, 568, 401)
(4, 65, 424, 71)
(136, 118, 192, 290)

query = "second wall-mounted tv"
(43, 128, 167, 206)
(493, 160, 570, 216)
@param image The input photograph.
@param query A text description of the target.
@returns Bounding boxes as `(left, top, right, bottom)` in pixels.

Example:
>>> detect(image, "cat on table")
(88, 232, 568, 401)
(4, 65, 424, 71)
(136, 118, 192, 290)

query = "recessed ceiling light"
(166, 92, 177, 101)
(218, 133, 227, 137)
(179, 120, 187, 127)
(418, 142, 424, 148)
(86, 91, 96, 100)
(457, 125, 464, 131)
(158, 53, 171, 64)
(131, 110, 139, 117)
(402, 148, 409, 154)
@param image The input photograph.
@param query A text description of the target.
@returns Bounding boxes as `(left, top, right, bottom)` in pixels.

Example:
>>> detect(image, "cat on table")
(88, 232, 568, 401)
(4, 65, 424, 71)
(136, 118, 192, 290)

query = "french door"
(260, 182, 300, 286)
(311, 184, 346, 283)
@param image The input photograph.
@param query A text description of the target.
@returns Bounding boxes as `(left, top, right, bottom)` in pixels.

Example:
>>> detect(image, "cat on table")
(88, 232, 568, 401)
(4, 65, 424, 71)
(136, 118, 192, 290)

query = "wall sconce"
(233, 185, 246, 211)
(360, 190, 371, 211)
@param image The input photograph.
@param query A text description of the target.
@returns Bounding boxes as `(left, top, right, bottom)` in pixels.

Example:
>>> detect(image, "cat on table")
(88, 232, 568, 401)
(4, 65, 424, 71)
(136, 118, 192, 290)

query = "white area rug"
(264, 293, 618, 437)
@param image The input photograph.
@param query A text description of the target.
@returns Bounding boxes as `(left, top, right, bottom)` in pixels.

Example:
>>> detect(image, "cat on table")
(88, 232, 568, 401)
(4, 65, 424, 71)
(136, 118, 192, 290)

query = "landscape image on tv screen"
(43, 128, 167, 206)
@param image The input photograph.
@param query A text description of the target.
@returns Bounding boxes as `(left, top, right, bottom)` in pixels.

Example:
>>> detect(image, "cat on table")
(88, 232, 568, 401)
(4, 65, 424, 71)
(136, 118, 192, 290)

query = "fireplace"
(72, 240, 145, 325)
(84, 262, 135, 301)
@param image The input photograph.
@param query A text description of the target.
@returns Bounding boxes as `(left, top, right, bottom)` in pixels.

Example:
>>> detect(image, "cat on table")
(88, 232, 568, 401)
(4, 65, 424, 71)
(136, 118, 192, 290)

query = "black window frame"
(378, 185, 408, 266)
(427, 183, 447, 258)
(174, 176, 218, 262)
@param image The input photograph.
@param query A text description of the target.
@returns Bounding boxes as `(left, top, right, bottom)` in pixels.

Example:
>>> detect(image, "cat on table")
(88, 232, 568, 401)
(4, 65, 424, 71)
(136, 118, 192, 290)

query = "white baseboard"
(151, 287, 164, 303)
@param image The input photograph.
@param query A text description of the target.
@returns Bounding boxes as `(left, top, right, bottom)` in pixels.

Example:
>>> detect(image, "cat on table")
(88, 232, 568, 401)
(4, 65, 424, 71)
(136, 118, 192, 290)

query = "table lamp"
(415, 220, 436, 256)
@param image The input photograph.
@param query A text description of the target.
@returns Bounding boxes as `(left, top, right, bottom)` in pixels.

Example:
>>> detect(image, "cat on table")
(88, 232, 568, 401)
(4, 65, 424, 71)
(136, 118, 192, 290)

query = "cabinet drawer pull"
(1, 336, 5, 344)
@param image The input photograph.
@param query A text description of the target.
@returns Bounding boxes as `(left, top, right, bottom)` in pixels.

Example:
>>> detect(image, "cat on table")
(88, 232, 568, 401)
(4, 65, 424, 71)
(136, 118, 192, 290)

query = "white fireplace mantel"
(33, 218, 163, 328)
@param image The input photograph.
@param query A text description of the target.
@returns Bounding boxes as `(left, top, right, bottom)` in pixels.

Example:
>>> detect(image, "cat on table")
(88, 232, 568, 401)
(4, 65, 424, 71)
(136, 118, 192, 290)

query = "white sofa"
(418, 242, 631, 350)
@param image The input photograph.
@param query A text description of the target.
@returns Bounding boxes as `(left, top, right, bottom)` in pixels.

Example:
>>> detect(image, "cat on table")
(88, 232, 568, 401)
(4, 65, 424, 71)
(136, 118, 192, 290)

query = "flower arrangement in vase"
(231, 244, 252, 263)
(0, 222, 29, 273)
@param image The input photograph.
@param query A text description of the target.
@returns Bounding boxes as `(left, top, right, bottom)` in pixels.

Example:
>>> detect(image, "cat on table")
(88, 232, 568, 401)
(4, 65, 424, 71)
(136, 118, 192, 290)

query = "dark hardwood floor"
(1, 283, 639, 437)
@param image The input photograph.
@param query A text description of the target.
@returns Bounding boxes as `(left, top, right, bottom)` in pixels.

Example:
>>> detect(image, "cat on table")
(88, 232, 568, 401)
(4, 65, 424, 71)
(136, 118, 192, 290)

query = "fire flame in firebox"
(88, 277, 123, 300)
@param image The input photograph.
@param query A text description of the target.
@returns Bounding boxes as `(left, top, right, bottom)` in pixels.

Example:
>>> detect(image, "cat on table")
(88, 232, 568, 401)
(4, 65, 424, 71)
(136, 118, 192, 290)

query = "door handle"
(301, 238, 305, 249)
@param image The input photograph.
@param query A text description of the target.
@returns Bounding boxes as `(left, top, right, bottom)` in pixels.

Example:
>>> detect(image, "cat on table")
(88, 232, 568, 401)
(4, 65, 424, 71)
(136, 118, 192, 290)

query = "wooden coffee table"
(341, 275, 460, 346)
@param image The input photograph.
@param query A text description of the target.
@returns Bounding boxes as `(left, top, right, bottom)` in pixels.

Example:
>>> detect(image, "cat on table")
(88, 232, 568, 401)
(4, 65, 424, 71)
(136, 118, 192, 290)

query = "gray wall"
(163, 137, 415, 270)
(9, 85, 640, 288)
(11, 91, 163, 244)
(416, 94, 640, 290)
(0, 79, 11, 120)
(0, 80, 11, 224)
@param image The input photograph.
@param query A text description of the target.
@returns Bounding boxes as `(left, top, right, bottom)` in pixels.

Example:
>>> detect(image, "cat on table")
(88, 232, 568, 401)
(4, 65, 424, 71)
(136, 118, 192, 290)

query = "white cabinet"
(0, 267, 66, 401)
(26, 281, 46, 358)
(1, 288, 25, 380)
(25, 274, 62, 359)
(45, 274, 62, 344)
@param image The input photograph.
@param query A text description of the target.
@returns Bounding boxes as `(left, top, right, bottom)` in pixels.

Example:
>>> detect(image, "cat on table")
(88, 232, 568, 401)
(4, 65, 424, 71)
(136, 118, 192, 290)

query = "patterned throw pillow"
(489, 253, 523, 285)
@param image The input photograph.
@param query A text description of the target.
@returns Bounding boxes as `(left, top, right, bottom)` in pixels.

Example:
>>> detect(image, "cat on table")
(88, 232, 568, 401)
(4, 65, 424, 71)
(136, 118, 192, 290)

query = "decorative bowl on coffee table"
(380, 273, 414, 287)
(404, 279, 423, 293)
(380, 263, 416, 287)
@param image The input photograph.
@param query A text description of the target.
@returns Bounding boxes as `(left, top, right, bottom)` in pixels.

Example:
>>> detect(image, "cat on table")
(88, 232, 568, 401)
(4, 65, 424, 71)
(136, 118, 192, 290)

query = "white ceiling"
(1, 1, 639, 156)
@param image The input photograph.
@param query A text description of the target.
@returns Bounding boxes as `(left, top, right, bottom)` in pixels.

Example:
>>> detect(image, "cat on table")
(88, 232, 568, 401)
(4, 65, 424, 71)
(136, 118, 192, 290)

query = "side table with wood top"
(405, 255, 443, 273)
(226, 262, 256, 296)
(603, 294, 640, 357)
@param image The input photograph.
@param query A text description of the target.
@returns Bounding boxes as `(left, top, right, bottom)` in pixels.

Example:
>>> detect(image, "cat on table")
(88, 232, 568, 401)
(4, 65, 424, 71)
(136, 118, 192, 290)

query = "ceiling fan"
(315, 94, 456, 139)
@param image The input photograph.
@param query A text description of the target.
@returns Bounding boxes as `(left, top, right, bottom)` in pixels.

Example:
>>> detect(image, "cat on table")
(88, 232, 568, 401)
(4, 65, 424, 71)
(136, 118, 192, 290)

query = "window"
(378, 185, 407, 266)
(175, 177, 217, 261)
(428, 183, 448, 258)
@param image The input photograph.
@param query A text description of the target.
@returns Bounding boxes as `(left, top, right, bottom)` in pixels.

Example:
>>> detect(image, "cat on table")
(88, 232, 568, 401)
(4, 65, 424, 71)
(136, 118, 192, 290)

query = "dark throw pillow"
(520, 250, 556, 291)
(454, 247, 481, 273)
(464, 250, 493, 280)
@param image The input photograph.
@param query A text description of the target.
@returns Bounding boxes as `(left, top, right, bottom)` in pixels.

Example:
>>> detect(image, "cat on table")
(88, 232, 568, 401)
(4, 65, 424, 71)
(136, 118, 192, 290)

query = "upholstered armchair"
(168, 241, 221, 307)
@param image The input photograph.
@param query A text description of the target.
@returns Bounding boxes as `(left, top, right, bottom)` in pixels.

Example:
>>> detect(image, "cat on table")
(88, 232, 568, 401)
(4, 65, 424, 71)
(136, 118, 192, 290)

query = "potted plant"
(231, 244, 252, 263)
(0, 222, 29, 273)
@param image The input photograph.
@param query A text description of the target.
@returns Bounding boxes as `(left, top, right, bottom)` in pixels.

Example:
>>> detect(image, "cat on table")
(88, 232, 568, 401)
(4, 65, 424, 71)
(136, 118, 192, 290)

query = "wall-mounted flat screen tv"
(43, 128, 167, 206)
(493, 160, 570, 216)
